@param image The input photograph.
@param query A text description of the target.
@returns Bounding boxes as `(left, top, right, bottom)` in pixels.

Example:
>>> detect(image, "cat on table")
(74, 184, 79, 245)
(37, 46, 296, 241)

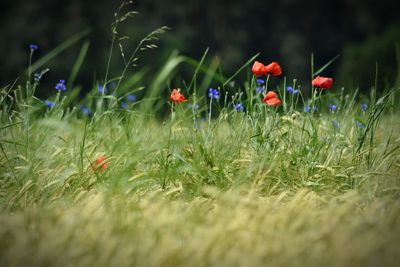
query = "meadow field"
(1, 15, 400, 267)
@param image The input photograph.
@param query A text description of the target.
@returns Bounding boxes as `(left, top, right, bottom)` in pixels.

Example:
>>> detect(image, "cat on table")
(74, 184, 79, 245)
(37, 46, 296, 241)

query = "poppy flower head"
(252, 61, 266, 77)
(312, 76, 333, 89)
(93, 155, 109, 170)
(264, 97, 282, 107)
(264, 62, 282, 76)
(262, 91, 282, 107)
(170, 89, 187, 104)
(263, 91, 278, 101)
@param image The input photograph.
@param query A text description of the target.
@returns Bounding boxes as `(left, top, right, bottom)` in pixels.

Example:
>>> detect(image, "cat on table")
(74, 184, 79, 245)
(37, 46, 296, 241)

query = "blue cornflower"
(80, 105, 91, 115)
(286, 86, 299, 95)
(121, 101, 128, 109)
(256, 78, 265, 84)
(361, 103, 368, 112)
(332, 120, 340, 129)
(256, 86, 265, 93)
(234, 103, 244, 112)
(208, 88, 220, 100)
(44, 100, 55, 108)
(355, 121, 366, 129)
(55, 80, 66, 91)
(29, 44, 38, 51)
(98, 85, 106, 94)
(328, 103, 337, 111)
(126, 94, 137, 102)
(304, 105, 318, 113)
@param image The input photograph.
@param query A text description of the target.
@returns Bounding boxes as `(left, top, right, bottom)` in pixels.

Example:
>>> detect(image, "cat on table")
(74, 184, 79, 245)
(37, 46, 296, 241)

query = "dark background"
(1, 0, 399, 96)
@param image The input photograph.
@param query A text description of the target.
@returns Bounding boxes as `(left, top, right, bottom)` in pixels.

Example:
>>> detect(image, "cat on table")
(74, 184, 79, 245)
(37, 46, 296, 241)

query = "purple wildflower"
(55, 80, 66, 91)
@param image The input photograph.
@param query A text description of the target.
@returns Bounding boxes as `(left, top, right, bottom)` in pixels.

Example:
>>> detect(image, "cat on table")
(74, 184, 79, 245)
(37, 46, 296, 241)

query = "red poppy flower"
(264, 97, 282, 107)
(264, 62, 282, 76)
(252, 61, 266, 77)
(312, 76, 333, 89)
(263, 91, 278, 101)
(262, 91, 282, 107)
(170, 89, 187, 104)
(93, 155, 109, 170)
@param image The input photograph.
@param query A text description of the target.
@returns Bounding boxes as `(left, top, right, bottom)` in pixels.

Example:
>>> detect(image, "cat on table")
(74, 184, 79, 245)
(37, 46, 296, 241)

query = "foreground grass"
(1, 101, 400, 266)
(1, 188, 400, 267)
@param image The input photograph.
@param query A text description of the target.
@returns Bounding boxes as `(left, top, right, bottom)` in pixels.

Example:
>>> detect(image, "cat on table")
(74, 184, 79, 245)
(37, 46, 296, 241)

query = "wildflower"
(256, 86, 265, 93)
(93, 155, 109, 170)
(55, 80, 67, 91)
(264, 91, 278, 100)
(264, 97, 282, 107)
(264, 62, 282, 76)
(121, 101, 128, 109)
(234, 103, 244, 112)
(304, 105, 318, 113)
(29, 44, 38, 51)
(263, 91, 282, 107)
(361, 103, 368, 112)
(44, 100, 55, 108)
(328, 103, 337, 111)
(127, 94, 137, 102)
(80, 105, 91, 115)
(208, 88, 220, 100)
(252, 61, 266, 77)
(256, 78, 265, 84)
(170, 89, 187, 104)
(252, 61, 283, 77)
(355, 121, 366, 129)
(332, 120, 340, 129)
(312, 76, 333, 89)
(286, 86, 298, 95)
(98, 85, 106, 94)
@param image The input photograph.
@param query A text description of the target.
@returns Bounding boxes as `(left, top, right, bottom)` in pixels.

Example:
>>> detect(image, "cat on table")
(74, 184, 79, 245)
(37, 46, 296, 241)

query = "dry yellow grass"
(1, 186, 399, 267)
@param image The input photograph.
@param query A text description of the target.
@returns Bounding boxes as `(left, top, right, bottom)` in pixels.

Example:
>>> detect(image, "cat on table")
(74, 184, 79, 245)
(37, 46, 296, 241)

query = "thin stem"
(208, 98, 213, 131)
(249, 76, 254, 113)
(265, 74, 270, 92)
(28, 50, 33, 87)
(104, 36, 115, 89)
(25, 51, 34, 159)
(113, 39, 144, 96)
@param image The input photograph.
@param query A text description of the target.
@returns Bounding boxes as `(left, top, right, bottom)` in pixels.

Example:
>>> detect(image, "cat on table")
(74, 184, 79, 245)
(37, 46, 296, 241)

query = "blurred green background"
(1, 0, 399, 96)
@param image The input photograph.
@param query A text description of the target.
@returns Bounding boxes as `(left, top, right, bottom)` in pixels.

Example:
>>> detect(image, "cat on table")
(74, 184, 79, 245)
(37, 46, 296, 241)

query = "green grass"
(1, 80, 400, 266)
(1, 15, 400, 265)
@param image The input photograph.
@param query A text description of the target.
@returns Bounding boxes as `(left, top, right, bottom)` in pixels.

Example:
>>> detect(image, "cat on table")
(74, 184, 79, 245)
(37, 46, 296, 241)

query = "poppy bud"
(93, 155, 109, 170)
